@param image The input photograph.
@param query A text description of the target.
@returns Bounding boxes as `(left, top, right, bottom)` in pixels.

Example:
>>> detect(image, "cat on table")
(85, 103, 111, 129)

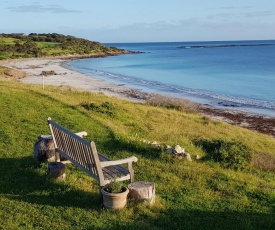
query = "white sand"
(4, 58, 146, 102)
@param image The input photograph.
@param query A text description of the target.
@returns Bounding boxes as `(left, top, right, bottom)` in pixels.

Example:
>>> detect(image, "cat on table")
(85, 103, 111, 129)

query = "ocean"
(65, 40, 275, 116)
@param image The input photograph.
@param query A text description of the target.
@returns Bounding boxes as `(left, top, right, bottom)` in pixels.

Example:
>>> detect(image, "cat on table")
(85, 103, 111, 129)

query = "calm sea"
(65, 40, 275, 116)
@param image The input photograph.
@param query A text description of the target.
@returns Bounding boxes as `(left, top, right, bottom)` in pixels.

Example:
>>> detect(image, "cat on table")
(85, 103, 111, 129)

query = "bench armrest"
(100, 156, 138, 168)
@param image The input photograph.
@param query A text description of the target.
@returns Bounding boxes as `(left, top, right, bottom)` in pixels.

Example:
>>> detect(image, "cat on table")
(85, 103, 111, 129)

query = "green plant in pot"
(101, 180, 129, 209)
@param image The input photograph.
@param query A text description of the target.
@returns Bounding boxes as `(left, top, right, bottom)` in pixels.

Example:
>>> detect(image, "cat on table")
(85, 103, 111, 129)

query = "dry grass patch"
(0, 66, 26, 79)
(252, 152, 275, 172)
(146, 94, 199, 113)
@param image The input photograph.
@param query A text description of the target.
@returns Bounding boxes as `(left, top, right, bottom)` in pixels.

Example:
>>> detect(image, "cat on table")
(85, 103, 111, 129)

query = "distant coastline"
(178, 43, 275, 49)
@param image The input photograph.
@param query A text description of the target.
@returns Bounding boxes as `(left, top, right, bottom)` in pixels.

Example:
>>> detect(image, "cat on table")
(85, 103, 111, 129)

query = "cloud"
(206, 5, 275, 20)
(7, 4, 81, 13)
(244, 11, 275, 18)
(206, 10, 275, 20)
(208, 6, 252, 10)
(207, 13, 236, 20)
(59, 17, 275, 43)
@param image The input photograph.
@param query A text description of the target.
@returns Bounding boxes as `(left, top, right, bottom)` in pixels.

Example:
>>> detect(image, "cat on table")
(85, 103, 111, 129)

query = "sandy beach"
(3, 58, 150, 102)
(2, 58, 275, 137)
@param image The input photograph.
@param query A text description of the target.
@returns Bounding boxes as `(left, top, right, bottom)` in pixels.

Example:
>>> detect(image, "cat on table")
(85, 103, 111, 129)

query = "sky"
(1, 0, 275, 43)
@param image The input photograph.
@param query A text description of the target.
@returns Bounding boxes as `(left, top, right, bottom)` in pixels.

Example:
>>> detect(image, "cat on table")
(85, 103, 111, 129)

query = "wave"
(66, 63, 275, 111)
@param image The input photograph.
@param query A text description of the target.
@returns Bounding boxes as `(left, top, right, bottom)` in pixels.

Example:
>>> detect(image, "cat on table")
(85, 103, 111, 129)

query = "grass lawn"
(0, 77, 275, 229)
(36, 42, 61, 49)
(0, 37, 20, 45)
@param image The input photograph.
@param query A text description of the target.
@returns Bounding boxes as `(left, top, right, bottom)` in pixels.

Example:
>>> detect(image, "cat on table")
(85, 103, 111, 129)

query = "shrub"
(80, 101, 115, 117)
(104, 180, 126, 193)
(146, 94, 199, 113)
(195, 139, 252, 170)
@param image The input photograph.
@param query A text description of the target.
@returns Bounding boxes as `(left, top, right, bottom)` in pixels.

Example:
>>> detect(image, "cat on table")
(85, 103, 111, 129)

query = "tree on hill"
(0, 33, 125, 59)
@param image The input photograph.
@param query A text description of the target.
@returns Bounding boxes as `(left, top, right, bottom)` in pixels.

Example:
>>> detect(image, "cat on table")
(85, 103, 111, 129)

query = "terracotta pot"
(101, 187, 129, 209)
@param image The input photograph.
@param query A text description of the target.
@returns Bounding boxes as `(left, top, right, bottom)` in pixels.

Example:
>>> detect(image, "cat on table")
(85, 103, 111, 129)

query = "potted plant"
(101, 180, 129, 209)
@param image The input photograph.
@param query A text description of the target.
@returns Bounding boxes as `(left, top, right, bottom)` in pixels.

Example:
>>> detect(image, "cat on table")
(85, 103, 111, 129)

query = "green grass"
(0, 37, 68, 57)
(36, 42, 70, 56)
(36, 42, 61, 49)
(0, 78, 275, 229)
(0, 37, 20, 45)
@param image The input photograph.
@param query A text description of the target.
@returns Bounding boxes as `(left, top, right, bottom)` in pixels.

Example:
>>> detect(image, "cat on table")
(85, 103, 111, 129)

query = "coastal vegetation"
(0, 33, 126, 59)
(0, 71, 275, 229)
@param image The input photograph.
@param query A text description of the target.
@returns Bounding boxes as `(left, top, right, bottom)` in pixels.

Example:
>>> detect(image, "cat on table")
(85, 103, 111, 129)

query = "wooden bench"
(47, 117, 138, 188)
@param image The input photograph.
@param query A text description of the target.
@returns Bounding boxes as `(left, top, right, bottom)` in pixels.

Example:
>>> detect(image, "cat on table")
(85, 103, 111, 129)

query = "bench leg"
(128, 162, 135, 183)
(55, 152, 61, 162)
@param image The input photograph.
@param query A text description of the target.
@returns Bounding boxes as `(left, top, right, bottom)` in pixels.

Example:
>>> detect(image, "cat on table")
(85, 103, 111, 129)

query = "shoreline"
(2, 57, 275, 137)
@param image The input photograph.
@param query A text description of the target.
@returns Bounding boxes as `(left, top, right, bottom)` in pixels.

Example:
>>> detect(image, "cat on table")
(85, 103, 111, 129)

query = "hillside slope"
(0, 77, 274, 229)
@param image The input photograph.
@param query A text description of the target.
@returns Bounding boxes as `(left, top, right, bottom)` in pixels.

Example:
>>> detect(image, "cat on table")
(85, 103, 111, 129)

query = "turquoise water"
(65, 40, 275, 116)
